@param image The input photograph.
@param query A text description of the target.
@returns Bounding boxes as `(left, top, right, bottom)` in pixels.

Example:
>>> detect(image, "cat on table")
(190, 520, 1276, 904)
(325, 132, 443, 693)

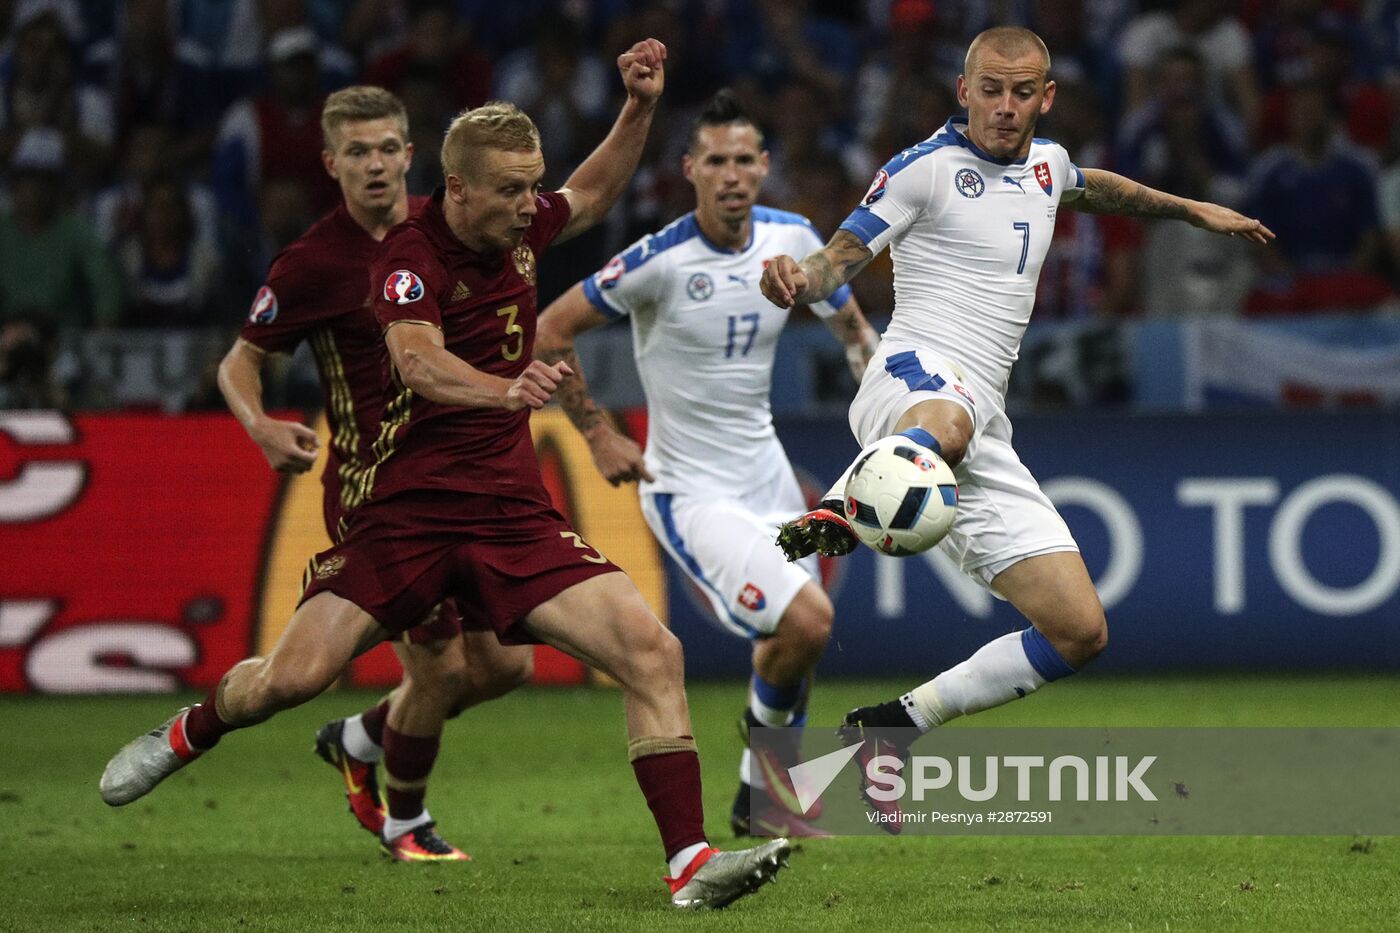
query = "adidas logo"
(451, 281, 471, 302)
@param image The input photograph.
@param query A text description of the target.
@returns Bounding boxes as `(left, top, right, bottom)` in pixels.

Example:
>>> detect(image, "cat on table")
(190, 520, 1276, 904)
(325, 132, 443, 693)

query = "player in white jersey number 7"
(761, 25, 1274, 826)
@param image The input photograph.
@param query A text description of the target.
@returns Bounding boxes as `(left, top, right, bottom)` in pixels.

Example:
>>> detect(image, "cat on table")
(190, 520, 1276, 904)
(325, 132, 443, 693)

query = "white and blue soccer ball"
(843, 436, 958, 556)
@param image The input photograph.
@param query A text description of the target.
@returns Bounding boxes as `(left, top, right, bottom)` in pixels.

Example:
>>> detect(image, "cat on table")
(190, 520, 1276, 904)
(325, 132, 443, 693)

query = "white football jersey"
(583, 207, 852, 497)
(840, 118, 1085, 403)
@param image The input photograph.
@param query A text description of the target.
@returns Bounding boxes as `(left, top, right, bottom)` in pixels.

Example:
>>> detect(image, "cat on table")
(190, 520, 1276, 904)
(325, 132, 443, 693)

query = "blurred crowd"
(2, 0, 1400, 409)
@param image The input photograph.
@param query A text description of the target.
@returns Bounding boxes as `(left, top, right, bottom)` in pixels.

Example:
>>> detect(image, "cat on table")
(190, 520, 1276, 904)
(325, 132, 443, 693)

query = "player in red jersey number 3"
(100, 39, 789, 909)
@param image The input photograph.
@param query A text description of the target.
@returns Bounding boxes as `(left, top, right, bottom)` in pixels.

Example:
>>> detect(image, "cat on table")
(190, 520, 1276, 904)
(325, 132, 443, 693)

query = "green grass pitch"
(3, 675, 1397, 931)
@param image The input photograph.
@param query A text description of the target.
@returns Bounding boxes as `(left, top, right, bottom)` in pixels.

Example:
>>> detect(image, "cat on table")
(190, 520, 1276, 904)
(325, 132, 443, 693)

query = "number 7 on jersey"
(1012, 222, 1031, 275)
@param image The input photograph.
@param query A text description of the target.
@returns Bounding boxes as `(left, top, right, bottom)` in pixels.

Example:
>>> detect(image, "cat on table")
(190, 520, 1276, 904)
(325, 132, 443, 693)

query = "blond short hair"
(440, 101, 541, 179)
(321, 86, 409, 149)
(964, 26, 1052, 78)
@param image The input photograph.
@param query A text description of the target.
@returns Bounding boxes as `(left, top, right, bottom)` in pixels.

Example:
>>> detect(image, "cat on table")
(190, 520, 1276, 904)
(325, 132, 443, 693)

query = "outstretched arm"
(536, 283, 654, 485)
(1066, 167, 1275, 245)
(761, 230, 875, 308)
(821, 295, 879, 380)
(556, 39, 666, 243)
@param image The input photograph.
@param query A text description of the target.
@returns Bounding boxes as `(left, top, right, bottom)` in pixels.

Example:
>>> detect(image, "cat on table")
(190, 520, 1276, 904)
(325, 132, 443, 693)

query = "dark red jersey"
(363, 189, 571, 513)
(240, 196, 428, 532)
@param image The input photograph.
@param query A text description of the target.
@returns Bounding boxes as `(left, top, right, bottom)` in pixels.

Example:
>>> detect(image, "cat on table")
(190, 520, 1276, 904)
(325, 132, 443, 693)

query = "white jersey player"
(537, 90, 877, 837)
(760, 26, 1274, 820)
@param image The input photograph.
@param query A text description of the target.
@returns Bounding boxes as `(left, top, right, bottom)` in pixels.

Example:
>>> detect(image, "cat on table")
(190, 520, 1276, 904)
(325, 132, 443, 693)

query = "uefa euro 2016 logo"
(384, 270, 424, 304)
(955, 168, 985, 199)
(247, 286, 278, 324)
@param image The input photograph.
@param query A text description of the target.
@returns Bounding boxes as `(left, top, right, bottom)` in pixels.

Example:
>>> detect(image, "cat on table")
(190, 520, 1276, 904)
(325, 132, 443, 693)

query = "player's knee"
(1083, 614, 1108, 661)
(502, 647, 534, 691)
(627, 617, 684, 686)
(1066, 610, 1108, 668)
(424, 651, 474, 707)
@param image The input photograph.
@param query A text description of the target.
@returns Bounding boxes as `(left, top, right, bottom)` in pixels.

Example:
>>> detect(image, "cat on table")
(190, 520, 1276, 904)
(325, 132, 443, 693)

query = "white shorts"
(640, 471, 819, 639)
(848, 344, 1078, 588)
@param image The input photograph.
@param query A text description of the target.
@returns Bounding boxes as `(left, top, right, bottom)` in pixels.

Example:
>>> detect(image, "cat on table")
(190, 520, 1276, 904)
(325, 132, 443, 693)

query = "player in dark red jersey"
(214, 86, 528, 861)
(102, 41, 790, 908)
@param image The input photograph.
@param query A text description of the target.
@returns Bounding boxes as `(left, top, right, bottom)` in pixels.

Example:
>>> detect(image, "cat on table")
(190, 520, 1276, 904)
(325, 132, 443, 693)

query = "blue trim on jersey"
(695, 206, 822, 255)
(885, 350, 946, 393)
(752, 205, 818, 227)
(1021, 627, 1076, 682)
(949, 118, 1044, 167)
(621, 213, 703, 272)
(583, 212, 706, 315)
(652, 493, 761, 639)
(840, 127, 962, 245)
(881, 126, 960, 178)
(581, 274, 625, 319)
(839, 209, 891, 246)
(695, 216, 753, 254)
(1071, 165, 1085, 190)
(829, 282, 854, 307)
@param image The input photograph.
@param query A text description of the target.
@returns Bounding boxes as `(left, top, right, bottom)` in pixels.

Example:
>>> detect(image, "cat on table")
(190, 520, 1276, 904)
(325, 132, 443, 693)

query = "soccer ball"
(842, 436, 958, 556)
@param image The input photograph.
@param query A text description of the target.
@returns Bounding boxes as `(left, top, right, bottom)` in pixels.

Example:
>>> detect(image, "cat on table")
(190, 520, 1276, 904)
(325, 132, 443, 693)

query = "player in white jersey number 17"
(761, 26, 1274, 827)
(537, 90, 878, 838)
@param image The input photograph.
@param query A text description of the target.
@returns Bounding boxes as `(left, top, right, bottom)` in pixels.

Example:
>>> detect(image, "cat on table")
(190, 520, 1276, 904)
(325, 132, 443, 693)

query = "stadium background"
(3, 0, 1400, 692)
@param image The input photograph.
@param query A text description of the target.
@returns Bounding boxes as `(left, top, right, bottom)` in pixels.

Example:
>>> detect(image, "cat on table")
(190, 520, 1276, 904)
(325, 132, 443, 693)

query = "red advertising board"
(2, 409, 663, 693)
(1, 412, 278, 692)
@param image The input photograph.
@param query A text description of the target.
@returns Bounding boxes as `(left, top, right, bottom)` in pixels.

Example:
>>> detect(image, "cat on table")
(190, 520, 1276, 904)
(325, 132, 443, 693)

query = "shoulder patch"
(862, 168, 890, 206)
(384, 270, 425, 305)
(248, 285, 278, 324)
(597, 255, 626, 289)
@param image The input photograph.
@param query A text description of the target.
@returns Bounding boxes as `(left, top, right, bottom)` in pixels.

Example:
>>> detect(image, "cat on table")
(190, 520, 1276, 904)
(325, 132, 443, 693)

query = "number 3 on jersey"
(497, 304, 524, 360)
(560, 530, 607, 564)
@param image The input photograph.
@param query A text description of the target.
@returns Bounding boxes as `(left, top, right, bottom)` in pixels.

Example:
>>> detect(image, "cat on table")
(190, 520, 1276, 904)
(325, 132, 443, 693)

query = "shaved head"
(956, 25, 1057, 160)
(965, 26, 1051, 80)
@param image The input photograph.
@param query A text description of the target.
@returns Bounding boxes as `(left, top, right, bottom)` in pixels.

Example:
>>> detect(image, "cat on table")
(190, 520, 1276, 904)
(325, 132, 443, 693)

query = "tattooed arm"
(535, 282, 654, 486)
(1065, 168, 1275, 244)
(760, 230, 876, 308)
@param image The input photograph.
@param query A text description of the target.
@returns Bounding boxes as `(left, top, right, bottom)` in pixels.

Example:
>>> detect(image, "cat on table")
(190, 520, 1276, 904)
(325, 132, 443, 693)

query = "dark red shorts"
(302, 491, 620, 643)
(321, 484, 476, 643)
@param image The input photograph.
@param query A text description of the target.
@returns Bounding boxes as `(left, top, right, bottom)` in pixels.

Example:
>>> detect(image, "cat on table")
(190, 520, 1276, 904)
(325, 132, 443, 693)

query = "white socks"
(341, 714, 382, 762)
(905, 629, 1074, 731)
(382, 808, 432, 842)
(669, 842, 711, 878)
